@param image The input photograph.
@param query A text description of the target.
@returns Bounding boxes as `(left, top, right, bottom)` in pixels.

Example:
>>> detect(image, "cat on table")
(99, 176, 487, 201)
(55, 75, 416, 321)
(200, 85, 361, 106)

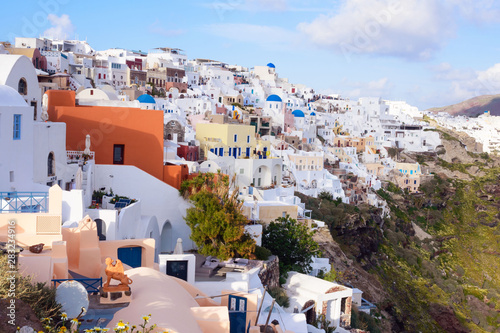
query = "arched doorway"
(95, 218, 106, 241)
(302, 300, 316, 324)
(47, 152, 55, 176)
(160, 221, 172, 253)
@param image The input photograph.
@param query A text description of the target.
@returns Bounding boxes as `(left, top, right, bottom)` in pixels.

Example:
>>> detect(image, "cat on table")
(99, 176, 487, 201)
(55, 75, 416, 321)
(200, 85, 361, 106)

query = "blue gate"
(118, 246, 142, 268)
(228, 294, 247, 333)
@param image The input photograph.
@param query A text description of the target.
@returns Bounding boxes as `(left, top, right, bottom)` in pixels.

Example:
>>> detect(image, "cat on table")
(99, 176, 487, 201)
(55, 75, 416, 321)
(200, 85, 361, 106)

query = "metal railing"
(52, 277, 102, 294)
(0, 192, 48, 213)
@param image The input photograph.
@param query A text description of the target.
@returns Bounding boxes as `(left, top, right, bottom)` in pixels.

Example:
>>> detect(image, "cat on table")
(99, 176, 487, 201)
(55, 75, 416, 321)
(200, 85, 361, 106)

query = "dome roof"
(0, 85, 28, 106)
(292, 109, 305, 117)
(266, 94, 282, 102)
(137, 94, 156, 104)
(267, 63, 275, 68)
(310, 112, 316, 116)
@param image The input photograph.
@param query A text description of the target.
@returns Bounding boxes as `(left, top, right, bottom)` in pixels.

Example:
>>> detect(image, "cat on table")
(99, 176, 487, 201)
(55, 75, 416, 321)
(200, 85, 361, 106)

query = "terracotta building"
(46, 90, 188, 189)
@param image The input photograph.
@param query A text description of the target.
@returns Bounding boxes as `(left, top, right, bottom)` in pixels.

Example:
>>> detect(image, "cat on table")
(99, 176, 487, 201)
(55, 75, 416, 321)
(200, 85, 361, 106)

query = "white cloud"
(247, 0, 287, 11)
(43, 14, 75, 40)
(339, 77, 392, 99)
(149, 20, 185, 37)
(297, 0, 455, 61)
(450, 0, 500, 24)
(431, 62, 476, 81)
(207, 0, 287, 16)
(205, 23, 300, 49)
(425, 63, 500, 107)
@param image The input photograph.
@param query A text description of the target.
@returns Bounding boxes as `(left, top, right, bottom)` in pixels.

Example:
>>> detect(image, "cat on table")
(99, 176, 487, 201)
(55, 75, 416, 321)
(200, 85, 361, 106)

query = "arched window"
(18, 78, 27, 95)
(47, 152, 55, 176)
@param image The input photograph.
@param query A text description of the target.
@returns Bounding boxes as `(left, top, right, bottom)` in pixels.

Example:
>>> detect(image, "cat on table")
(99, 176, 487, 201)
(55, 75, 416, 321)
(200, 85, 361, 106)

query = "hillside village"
(1, 37, 499, 333)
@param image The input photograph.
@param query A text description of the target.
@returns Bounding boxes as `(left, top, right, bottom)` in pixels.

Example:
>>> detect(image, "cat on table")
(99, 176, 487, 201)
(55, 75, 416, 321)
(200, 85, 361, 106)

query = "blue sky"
(2, 0, 500, 110)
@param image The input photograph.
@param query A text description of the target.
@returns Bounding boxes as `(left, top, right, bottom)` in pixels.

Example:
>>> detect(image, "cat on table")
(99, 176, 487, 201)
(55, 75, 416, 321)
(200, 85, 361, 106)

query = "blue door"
(233, 147, 237, 158)
(263, 147, 267, 159)
(118, 247, 142, 268)
(228, 295, 247, 333)
(246, 147, 250, 157)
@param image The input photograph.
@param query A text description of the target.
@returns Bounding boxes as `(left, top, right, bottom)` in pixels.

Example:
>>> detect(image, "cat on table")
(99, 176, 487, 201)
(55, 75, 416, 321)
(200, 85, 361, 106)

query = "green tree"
(182, 173, 256, 260)
(263, 216, 320, 277)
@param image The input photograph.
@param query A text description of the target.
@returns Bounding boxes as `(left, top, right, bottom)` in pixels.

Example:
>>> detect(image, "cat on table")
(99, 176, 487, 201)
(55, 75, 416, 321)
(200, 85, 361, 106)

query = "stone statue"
(103, 257, 133, 289)
(41, 93, 49, 121)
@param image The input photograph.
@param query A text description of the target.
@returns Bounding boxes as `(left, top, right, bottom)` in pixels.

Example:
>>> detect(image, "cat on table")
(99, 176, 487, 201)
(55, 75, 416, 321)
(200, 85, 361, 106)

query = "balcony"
(1, 192, 48, 213)
(67, 150, 95, 164)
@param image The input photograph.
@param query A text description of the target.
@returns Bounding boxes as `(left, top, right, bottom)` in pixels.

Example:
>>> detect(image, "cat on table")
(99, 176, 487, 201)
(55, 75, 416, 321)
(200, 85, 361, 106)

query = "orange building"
(335, 136, 375, 153)
(46, 90, 188, 189)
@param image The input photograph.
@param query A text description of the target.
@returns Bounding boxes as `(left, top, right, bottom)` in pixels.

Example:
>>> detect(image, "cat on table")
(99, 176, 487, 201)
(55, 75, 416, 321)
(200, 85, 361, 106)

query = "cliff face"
(428, 94, 500, 117)
(301, 132, 500, 332)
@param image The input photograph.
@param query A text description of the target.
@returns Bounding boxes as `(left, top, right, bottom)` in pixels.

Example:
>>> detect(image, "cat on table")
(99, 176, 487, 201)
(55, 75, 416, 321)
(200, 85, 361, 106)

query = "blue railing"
(52, 278, 102, 294)
(0, 192, 48, 213)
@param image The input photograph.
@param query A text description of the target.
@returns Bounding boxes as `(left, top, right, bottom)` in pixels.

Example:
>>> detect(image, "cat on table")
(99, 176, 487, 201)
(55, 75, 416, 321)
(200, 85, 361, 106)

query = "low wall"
(258, 255, 280, 289)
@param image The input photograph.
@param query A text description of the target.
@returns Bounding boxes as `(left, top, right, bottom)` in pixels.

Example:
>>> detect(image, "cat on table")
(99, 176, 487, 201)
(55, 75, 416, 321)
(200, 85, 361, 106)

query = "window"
(240, 168, 244, 174)
(234, 134, 237, 143)
(13, 114, 21, 140)
(31, 101, 37, 121)
(113, 144, 125, 164)
(258, 167, 261, 173)
(9, 171, 14, 182)
(247, 135, 250, 143)
(98, 73, 101, 79)
(47, 152, 55, 176)
(18, 78, 27, 95)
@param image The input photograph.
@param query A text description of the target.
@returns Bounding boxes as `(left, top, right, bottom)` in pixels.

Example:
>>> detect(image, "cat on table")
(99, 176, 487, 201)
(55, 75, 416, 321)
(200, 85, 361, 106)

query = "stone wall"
(258, 255, 280, 289)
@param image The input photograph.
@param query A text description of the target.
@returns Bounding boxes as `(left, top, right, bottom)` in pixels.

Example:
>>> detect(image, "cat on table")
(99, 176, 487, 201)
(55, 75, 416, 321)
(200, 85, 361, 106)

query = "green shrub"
(267, 287, 290, 308)
(254, 246, 272, 260)
(0, 255, 61, 321)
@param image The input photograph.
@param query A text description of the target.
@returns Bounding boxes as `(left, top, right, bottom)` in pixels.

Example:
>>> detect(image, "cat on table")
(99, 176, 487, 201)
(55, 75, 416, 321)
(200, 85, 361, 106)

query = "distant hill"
(428, 94, 500, 117)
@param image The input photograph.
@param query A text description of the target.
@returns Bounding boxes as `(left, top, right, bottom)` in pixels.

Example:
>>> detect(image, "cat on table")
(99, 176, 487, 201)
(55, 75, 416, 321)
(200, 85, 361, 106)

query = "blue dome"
(292, 109, 305, 118)
(267, 63, 275, 68)
(266, 94, 282, 102)
(137, 94, 156, 104)
(310, 112, 316, 116)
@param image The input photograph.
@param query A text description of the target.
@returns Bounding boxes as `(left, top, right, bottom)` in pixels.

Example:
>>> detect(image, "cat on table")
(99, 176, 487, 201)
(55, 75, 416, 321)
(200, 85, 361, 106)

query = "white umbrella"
(83, 134, 91, 155)
(75, 167, 83, 190)
(173, 238, 184, 254)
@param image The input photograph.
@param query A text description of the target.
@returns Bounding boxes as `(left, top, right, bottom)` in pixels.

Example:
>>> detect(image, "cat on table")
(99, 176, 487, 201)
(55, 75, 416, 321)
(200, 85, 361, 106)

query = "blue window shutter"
(13, 114, 21, 140)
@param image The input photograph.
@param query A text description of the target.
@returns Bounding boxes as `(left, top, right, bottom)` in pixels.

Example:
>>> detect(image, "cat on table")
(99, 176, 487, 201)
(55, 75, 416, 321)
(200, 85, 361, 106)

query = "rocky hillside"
(428, 94, 500, 117)
(300, 131, 500, 332)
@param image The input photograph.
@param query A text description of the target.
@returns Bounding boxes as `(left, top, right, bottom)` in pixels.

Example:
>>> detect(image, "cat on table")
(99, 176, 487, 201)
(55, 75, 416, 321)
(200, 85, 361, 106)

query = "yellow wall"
(288, 155, 323, 171)
(196, 123, 271, 158)
(258, 205, 298, 224)
(396, 162, 421, 175)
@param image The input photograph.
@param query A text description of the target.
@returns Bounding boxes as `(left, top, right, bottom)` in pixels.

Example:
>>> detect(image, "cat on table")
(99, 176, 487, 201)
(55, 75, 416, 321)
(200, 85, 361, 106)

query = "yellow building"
(334, 136, 375, 153)
(241, 203, 298, 224)
(288, 153, 324, 171)
(395, 162, 421, 176)
(328, 147, 353, 163)
(394, 163, 421, 193)
(365, 163, 385, 176)
(196, 123, 270, 159)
